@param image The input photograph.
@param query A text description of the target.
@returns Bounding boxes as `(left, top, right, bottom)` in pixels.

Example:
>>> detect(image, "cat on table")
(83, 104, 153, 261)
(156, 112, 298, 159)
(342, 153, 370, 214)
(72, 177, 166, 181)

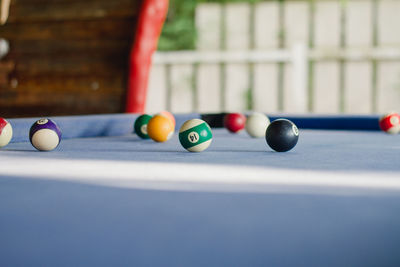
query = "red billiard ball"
(224, 113, 246, 133)
(379, 112, 400, 134)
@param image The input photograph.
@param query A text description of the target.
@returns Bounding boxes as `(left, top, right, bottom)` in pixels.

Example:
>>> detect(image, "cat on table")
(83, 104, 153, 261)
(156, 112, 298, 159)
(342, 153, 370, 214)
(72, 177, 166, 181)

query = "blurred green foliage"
(158, 0, 197, 51)
(158, 0, 265, 51)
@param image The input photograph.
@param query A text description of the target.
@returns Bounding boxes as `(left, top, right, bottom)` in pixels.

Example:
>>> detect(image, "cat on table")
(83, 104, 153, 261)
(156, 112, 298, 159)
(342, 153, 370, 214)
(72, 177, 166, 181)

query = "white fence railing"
(147, 0, 400, 115)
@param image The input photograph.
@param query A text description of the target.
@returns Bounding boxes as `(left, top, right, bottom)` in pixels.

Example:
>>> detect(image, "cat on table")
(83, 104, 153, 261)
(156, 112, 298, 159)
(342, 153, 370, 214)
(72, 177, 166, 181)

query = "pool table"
(1, 113, 400, 266)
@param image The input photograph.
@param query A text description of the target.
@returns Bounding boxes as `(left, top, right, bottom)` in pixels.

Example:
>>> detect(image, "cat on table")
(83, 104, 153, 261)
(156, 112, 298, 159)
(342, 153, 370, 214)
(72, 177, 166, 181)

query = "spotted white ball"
(0, 118, 12, 148)
(379, 112, 400, 134)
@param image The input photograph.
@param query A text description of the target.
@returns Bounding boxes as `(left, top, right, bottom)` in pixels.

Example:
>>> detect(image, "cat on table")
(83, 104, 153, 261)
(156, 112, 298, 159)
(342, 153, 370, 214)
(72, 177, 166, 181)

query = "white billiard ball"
(245, 112, 270, 138)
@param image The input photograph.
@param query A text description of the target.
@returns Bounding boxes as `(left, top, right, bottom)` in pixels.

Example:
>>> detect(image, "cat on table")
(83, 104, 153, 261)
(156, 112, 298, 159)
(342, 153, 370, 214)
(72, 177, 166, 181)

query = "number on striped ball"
(188, 132, 199, 143)
(37, 119, 48, 125)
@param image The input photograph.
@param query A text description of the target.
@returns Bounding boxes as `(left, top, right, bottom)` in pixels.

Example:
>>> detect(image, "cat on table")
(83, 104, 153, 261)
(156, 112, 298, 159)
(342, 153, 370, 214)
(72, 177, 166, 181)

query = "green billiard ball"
(134, 114, 152, 139)
(179, 119, 212, 152)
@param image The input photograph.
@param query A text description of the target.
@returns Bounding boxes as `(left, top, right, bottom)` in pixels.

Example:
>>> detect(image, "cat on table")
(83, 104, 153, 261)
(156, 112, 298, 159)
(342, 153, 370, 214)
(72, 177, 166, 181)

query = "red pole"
(126, 0, 169, 113)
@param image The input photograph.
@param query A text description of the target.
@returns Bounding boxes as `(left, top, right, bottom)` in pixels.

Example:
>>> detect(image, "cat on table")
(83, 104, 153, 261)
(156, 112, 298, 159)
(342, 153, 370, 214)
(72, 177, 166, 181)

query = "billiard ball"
(0, 118, 12, 148)
(134, 114, 152, 139)
(147, 114, 174, 142)
(265, 119, 299, 152)
(157, 111, 176, 128)
(245, 112, 270, 138)
(29, 118, 62, 151)
(379, 112, 400, 134)
(179, 119, 212, 152)
(224, 113, 246, 133)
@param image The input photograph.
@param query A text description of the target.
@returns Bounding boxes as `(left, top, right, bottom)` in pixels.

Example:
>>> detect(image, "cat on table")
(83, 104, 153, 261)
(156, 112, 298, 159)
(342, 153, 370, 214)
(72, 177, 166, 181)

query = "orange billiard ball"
(157, 111, 176, 128)
(147, 114, 174, 142)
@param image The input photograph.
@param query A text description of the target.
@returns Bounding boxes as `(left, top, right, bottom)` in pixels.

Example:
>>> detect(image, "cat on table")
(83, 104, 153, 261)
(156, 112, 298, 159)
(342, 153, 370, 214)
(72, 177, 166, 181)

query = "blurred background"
(1, 0, 400, 117)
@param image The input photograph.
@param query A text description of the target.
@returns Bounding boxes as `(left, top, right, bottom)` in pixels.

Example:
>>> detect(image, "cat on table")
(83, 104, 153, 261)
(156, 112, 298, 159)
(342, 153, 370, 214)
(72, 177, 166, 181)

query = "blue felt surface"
(1, 176, 400, 267)
(1, 114, 400, 266)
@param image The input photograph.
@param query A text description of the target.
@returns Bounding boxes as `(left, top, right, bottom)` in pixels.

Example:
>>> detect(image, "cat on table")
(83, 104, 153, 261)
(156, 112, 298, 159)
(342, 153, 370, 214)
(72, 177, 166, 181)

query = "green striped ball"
(134, 114, 152, 139)
(179, 119, 212, 152)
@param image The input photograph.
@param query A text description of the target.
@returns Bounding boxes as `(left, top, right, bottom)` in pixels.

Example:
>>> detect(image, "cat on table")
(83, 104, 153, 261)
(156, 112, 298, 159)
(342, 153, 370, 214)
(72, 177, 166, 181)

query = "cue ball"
(29, 118, 62, 151)
(245, 112, 270, 138)
(134, 114, 152, 139)
(147, 114, 174, 142)
(179, 119, 212, 152)
(0, 118, 12, 148)
(224, 113, 246, 133)
(265, 119, 299, 152)
(379, 112, 400, 134)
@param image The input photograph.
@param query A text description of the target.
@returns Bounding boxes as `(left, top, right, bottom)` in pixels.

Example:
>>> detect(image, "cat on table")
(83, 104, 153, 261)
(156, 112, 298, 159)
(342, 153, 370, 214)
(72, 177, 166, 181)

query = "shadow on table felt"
(3, 129, 400, 172)
(2, 148, 38, 153)
(207, 148, 277, 153)
(1, 145, 398, 172)
(65, 146, 273, 153)
(1, 175, 400, 267)
(106, 135, 148, 142)
(90, 149, 187, 153)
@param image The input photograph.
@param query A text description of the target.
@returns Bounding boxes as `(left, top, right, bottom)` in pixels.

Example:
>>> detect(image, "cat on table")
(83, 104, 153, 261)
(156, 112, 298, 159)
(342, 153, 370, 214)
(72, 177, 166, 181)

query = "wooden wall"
(0, 0, 142, 118)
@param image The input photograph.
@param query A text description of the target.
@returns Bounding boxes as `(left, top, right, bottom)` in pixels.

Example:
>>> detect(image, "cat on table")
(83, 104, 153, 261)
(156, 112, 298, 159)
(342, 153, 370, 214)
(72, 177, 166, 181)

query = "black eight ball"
(265, 119, 299, 152)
